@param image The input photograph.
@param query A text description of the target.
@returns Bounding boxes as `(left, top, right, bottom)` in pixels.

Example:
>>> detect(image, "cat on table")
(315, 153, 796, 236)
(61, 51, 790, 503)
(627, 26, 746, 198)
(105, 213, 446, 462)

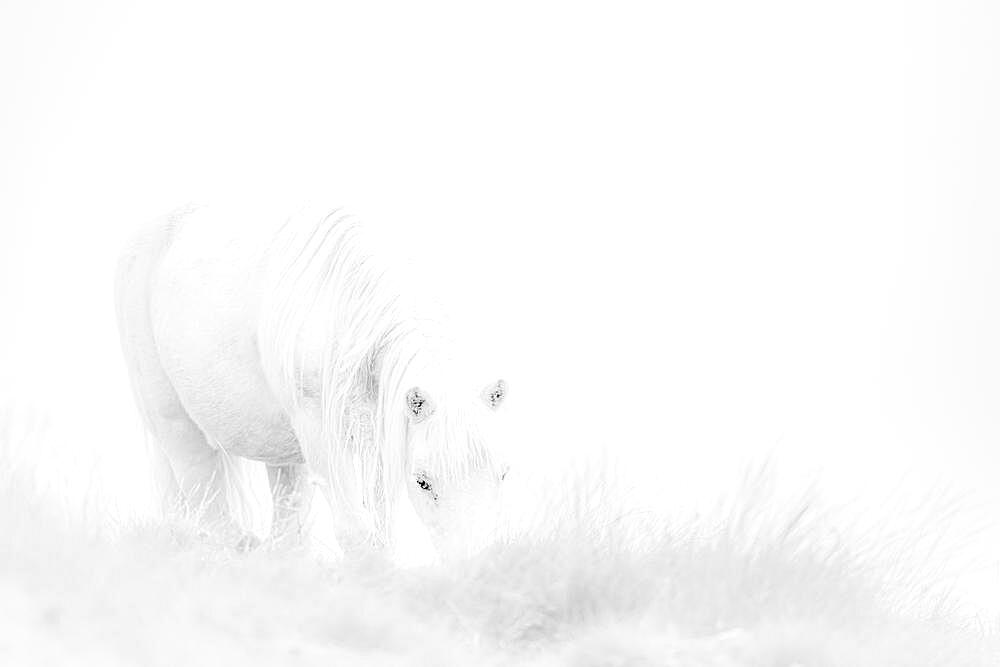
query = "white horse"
(115, 201, 509, 562)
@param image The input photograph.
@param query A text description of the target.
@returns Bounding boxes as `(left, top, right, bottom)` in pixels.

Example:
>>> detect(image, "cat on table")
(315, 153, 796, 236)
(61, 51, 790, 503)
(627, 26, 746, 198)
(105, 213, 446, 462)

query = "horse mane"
(257, 206, 494, 548)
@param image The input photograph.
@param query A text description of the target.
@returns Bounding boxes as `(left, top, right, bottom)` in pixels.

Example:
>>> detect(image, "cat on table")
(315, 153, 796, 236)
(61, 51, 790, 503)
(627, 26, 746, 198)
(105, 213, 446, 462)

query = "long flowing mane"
(256, 207, 489, 548)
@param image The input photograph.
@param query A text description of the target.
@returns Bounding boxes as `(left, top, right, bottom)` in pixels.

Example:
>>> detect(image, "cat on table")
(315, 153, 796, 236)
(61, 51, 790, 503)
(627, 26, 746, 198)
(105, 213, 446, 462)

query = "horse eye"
(416, 477, 433, 492)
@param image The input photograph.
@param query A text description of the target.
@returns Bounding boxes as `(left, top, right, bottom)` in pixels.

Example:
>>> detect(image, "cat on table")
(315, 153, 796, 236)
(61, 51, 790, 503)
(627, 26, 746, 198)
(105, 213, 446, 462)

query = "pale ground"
(2, 417, 998, 667)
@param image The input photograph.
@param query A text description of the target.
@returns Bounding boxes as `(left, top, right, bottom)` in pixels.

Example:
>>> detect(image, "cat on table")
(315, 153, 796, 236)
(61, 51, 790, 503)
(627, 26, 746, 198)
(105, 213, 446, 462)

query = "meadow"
(2, 418, 997, 667)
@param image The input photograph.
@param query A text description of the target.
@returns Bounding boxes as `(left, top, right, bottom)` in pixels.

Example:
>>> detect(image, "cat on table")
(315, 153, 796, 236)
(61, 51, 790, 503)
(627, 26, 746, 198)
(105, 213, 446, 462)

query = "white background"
(1, 0, 998, 616)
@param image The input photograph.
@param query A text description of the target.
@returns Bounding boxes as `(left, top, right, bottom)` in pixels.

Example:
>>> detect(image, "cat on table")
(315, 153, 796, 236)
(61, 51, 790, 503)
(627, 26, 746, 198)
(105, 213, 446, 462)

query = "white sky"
(1, 0, 999, 615)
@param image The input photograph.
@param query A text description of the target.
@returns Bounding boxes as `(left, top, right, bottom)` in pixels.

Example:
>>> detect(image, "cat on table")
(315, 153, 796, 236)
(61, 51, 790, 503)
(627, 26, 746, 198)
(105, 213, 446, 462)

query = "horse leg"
(322, 465, 375, 556)
(153, 413, 254, 547)
(128, 356, 253, 547)
(267, 463, 312, 545)
(147, 432, 183, 513)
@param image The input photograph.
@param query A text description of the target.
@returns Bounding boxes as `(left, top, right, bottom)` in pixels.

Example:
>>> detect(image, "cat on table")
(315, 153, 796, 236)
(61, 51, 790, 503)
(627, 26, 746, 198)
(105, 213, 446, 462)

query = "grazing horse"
(114, 202, 509, 562)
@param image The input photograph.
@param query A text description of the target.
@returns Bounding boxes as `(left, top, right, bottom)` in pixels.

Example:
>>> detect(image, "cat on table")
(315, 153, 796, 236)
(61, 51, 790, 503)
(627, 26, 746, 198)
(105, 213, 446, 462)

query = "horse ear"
(405, 386, 435, 423)
(481, 379, 506, 409)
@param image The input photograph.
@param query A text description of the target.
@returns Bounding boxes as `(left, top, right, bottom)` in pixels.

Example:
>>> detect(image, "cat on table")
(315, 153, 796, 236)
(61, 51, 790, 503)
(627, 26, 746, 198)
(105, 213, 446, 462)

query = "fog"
(2, 0, 999, 620)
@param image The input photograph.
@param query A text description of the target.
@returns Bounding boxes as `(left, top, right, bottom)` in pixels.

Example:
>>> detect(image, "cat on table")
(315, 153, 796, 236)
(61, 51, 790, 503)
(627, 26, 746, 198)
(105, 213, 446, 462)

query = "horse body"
(115, 202, 508, 560)
(152, 208, 298, 465)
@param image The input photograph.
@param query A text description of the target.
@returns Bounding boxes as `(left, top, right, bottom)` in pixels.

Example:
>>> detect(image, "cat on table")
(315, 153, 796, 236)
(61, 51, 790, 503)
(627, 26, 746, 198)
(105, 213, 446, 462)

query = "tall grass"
(1, 416, 997, 666)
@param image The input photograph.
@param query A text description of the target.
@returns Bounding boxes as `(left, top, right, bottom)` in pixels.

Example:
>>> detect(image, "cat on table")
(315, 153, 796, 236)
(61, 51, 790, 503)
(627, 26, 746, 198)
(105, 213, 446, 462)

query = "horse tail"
(114, 211, 184, 512)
